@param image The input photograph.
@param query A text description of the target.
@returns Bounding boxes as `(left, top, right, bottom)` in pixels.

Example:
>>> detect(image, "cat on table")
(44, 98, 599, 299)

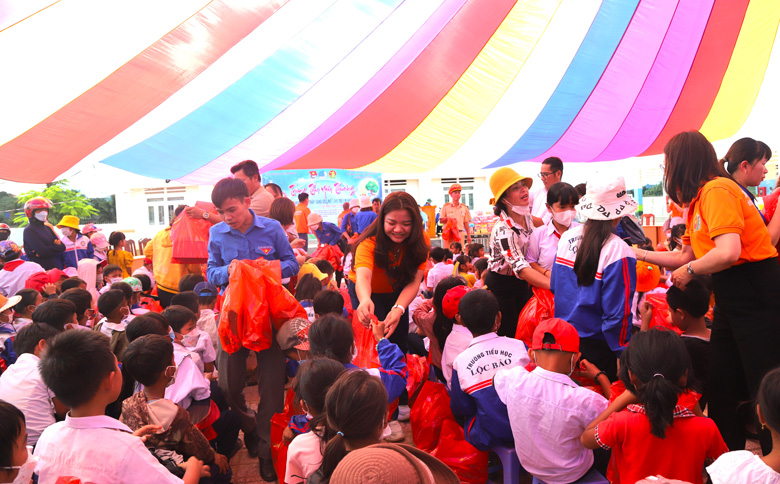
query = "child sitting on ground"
(707, 367, 780, 482)
(438, 283, 473, 389)
(473, 257, 488, 289)
(642, 277, 712, 409)
(0, 400, 36, 484)
(11, 288, 41, 330)
(296, 273, 324, 323)
(59, 288, 95, 329)
(0, 323, 65, 446)
(194, 281, 219, 352)
(313, 259, 338, 291)
(94, 289, 131, 360)
(308, 371, 389, 484)
(495, 318, 610, 483)
(450, 289, 530, 450)
(34, 330, 208, 483)
(121, 334, 232, 482)
(308, 314, 407, 406)
(123, 276, 148, 315)
(285, 358, 346, 484)
(454, 255, 476, 287)
(100, 263, 124, 293)
(164, 303, 216, 375)
(581, 329, 727, 484)
(312, 289, 348, 319)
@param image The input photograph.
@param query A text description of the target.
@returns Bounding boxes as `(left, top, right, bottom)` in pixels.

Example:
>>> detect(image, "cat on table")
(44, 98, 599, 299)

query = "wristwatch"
(391, 304, 405, 313)
(202, 211, 209, 220)
(686, 261, 695, 275)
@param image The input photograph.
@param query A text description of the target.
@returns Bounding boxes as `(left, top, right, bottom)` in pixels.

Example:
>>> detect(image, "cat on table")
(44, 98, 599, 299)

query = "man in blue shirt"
(207, 177, 298, 482)
(307, 212, 343, 247)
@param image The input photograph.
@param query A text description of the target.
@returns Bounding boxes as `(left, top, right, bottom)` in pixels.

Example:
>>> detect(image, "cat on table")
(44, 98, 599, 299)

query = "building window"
(148, 207, 155, 225)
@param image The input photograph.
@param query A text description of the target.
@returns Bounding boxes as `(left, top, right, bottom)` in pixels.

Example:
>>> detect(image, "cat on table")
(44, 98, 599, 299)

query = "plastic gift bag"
(170, 202, 214, 264)
(442, 219, 461, 242)
(644, 293, 682, 334)
(432, 419, 489, 484)
(270, 388, 303, 481)
(312, 244, 344, 272)
(351, 312, 381, 369)
(515, 287, 555, 346)
(405, 353, 430, 402)
(220, 259, 307, 354)
(410, 381, 452, 452)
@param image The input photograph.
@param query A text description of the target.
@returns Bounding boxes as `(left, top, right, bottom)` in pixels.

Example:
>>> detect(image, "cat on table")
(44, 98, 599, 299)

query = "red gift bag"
(410, 381, 452, 452)
(350, 312, 381, 369)
(220, 260, 307, 354)
(312, 244, 344, 272)
(405, 353, 430, 403)
(442, 219, 461, 242)
(644, 293, 682, 334)
(270, 388, 303, 481)
(431, 419, 489, 484)
(515, 287, 555, 346)
(170, 203, 213, 264)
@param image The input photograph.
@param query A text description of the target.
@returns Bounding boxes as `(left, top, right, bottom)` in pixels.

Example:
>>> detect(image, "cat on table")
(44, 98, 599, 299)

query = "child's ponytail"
(315, 370, 388, 483)
(618, 329, 692, 439)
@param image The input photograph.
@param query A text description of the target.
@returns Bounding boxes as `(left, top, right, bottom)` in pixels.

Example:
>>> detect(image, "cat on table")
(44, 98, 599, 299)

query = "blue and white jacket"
(450, 333, 530, 450)
(551, 225, 636, 355)
(344, 338, 408, 403)
(59, 234, 94, 269)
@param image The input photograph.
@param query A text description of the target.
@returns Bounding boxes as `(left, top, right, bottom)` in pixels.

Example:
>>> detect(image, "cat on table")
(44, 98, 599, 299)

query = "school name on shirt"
(466, 349, 515, 376)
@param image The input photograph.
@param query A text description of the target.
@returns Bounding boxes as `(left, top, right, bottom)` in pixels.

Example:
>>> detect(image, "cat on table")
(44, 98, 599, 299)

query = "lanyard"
(738, 184, 767, 224)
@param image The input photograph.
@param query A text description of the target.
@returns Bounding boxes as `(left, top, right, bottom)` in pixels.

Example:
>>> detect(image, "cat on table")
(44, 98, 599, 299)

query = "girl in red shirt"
(581, 329, 727, 483)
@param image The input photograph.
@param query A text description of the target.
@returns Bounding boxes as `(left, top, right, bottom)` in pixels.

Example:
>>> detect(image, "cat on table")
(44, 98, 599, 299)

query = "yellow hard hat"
(489, 167, 533, 205)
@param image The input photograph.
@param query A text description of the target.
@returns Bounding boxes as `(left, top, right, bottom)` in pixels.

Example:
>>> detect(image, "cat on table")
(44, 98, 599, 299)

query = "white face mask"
(109, 277, 123, 285)
(181, 328, 200, 348)
(34, 211, 48, 222)
(5, 446, 36, 484)
(505, 201, 530, 216)
(552, 209, 576, 228)
(60, 227, 73, 237)
(351, 207, 359, 214)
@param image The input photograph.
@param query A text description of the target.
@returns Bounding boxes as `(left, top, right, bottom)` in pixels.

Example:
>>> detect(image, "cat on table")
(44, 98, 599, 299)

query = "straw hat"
(307, 213, 323, 226)
(0, 294, 22, 314)
(489, 167, 533, 205)
(331, 443, 460, 484)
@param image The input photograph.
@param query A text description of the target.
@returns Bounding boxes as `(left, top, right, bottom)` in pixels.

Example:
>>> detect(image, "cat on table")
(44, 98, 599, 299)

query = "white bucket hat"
(577, 176, 638, 221)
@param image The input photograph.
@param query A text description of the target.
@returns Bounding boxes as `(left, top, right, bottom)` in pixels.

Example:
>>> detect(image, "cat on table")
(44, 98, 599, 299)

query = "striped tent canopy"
(1, 0, 778, 184)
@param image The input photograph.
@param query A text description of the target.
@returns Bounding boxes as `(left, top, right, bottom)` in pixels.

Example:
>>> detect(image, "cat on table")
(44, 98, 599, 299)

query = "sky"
(1, 31, 778, 199)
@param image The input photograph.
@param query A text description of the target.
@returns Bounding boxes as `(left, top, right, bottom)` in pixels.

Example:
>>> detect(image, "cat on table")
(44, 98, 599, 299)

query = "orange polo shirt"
(348, 237, 427, 293)
(683, 177, 777, 264)
(294, 203, 311, 234)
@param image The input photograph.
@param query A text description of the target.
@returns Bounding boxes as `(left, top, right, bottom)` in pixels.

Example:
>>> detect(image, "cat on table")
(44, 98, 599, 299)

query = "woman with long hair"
(639, 131, 780, 453)
(484, 168, 550, 337)
(552, 176, 638, 381)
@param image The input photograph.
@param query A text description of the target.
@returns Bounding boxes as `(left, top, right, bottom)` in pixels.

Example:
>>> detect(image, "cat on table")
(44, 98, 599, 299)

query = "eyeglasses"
(538, 172, 555, 179)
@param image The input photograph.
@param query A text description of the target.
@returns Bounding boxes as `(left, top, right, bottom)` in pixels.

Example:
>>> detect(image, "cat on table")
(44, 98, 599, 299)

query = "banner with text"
(264, 169, 382, 224)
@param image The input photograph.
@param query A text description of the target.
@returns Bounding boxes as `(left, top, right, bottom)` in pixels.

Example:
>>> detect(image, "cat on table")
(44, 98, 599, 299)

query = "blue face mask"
(169, 329, 175, 342)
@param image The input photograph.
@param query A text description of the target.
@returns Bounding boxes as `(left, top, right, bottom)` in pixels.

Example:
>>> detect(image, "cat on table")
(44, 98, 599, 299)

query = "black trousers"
(484, 271, 533, 338)
(709, 258, 780, 453)
(157, 287, 177, 308)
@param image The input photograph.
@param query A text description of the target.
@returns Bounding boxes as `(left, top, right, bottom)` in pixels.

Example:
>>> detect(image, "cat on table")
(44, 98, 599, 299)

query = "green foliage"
(643, 182, 663, 197)
(0, 191, 19, 227)
(86, 195, 117, 224)
(13, 180, 98, 227)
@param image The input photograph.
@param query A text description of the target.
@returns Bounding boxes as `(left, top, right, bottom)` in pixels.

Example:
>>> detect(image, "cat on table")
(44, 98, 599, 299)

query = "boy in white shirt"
(161, 306, 213, 408)
(439, 286, 473, 390)
(34, 329, 208, 483)
(0, 323, 65, 445)
(426, 247, 454, 293)
(494, 318, 610, 483)
(194, 281, 220, 353)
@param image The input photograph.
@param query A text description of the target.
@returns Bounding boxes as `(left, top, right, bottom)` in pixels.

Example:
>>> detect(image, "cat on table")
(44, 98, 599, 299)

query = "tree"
(0, 191, 19, 227)
(86, 195, 117, 224)
(13, 180, 98, 227)
(643, 182, 663, 197)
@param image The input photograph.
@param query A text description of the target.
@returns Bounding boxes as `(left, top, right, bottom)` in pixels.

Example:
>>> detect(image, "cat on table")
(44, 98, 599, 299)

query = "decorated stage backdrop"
(264, 169, 382, 224)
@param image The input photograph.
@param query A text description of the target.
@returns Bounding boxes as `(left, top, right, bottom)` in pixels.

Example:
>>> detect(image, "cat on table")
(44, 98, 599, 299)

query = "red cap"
(532, 318, 580, 353)
(442, 286, 471, 319)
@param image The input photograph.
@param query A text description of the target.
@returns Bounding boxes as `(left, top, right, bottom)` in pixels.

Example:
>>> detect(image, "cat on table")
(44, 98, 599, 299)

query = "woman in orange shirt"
(638, 131, 780, 453)
(350, 192, 428, 351)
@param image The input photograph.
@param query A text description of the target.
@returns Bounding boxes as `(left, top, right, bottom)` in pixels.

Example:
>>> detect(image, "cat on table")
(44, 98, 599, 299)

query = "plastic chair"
(488, 445, 523, 484)
(641, 213, 655, 225)
(531, 469, 608, 484)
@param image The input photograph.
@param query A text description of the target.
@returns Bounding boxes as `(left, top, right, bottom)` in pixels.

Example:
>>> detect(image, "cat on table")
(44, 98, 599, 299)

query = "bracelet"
(642, 250, 648, 261)
(594, 371, 607, 382)
(391, 304, 405, 313)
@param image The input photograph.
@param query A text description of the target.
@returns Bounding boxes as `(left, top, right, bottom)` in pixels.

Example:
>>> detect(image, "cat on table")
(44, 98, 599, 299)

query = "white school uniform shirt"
(427, 262, 453, 291)
(0, 260, 44, 297)
(165, 344, 211, 409)
(285, 431, 324, 483)
(531, 186, 552, 224)
(707, 450, 780, 484)
(0, 353, 55, 445)
(181, 329, 217, 372)
(197, 309, 219, 352)
(494, 366, 608, 484)
(527, 220, 579, 271)
(441, 324, 473, 390)
(34, 414, 182, 484)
